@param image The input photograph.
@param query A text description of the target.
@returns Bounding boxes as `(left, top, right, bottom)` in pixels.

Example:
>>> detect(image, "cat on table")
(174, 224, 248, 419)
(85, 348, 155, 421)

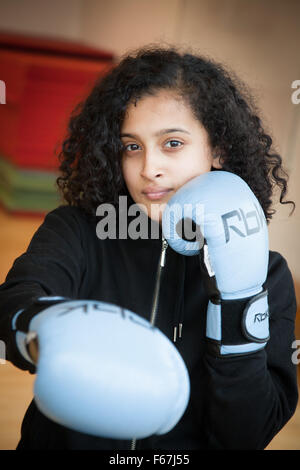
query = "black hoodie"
(0, 204, 298, 450)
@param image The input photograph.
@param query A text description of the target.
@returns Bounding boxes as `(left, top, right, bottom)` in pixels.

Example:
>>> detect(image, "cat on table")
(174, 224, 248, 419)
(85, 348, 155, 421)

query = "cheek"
(121, 159, 130, 184)
(173, 153, 212, 182)
(121, 159, 138, 192)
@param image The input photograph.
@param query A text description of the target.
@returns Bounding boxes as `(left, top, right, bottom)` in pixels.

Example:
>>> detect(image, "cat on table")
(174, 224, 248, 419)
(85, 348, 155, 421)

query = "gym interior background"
(0, 0, 299, 450)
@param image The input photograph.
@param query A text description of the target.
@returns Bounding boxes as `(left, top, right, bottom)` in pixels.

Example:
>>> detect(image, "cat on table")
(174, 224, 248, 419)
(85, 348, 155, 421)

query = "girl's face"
(121, 90, 221, 223)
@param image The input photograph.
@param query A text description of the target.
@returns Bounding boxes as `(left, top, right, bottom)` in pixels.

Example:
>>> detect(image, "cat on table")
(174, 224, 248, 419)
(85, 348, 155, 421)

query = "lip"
(142, 187, 173, 200)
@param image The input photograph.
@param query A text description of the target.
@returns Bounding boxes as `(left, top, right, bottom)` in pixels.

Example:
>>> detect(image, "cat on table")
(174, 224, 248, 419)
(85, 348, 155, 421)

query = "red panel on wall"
(0, 32, 114, 170)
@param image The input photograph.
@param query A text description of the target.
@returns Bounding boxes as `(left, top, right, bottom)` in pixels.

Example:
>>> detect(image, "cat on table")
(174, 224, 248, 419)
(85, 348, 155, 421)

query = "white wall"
(80, 0, 182, 57)
(0, 0, 82, 40)
(0, 0, 299, 280)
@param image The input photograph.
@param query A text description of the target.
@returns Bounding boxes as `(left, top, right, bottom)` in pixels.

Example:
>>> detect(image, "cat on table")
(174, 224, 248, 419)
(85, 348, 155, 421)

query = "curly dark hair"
(56, 45, 295, 223)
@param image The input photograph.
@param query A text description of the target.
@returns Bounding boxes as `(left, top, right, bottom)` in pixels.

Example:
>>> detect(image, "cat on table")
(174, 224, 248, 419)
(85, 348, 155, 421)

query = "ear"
(211, 154, 223, 169)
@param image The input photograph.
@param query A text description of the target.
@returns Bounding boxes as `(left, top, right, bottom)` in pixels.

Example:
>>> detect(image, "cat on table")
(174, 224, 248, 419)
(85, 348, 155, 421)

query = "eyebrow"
(120, 128, 191, 138)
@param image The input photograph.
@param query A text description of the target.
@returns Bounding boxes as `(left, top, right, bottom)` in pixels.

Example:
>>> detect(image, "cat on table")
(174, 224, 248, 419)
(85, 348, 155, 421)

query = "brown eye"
(124, 143, 140, 152)
(165, 140, 183, 148)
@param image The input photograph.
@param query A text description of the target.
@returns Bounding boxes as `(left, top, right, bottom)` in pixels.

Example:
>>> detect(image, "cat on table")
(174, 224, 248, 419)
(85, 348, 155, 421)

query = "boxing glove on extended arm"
(12, 297, 190, 439)
(162, 170, 269, 357)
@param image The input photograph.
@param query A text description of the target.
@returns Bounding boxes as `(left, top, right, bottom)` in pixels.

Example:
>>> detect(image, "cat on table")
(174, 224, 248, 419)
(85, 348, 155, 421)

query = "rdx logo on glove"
(254, 310, 269, 323)
(222, 203, 266, 243)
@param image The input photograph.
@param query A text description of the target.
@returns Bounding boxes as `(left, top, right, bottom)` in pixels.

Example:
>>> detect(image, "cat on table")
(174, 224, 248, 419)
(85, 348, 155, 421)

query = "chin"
(148, 202, 167, 223)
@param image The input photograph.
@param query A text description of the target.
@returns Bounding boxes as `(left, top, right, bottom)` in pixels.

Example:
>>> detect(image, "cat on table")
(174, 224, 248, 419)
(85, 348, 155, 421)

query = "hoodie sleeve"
(203, 251, 298, 449)
(0, 205, 86, 373)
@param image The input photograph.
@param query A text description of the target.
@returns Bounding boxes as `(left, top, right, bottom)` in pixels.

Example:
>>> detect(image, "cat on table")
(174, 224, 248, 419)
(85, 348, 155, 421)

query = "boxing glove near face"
(13, 298, 190, 439)
(162, 170, 269, 357)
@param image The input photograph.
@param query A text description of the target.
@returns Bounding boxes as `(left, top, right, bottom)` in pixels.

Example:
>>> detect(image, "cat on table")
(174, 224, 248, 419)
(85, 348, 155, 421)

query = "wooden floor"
(0, 207, 299, 450)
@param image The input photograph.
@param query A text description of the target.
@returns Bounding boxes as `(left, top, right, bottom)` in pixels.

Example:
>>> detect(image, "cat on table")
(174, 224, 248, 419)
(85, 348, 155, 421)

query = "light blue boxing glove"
(162, 170, 269, 357)
(12, 297, 190, 439)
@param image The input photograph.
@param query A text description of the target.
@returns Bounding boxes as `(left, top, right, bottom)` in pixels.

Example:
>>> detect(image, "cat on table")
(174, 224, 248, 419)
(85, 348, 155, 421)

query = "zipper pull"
(160, 237, 168, 267)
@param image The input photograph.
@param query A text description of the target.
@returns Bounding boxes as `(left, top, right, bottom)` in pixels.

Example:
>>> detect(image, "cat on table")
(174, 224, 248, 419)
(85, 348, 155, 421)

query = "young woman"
(0, 46, 297, 450)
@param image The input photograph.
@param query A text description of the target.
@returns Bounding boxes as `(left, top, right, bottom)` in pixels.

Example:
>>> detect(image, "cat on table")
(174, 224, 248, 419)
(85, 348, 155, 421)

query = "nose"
(140, 150, 164, 180)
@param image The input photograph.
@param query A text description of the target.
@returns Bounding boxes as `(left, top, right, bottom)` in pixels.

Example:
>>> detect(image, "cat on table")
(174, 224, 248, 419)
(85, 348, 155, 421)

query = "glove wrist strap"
(12, 296, 70, 333)
(12, 296, 70, 364)
(206, 289, 269, 357)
